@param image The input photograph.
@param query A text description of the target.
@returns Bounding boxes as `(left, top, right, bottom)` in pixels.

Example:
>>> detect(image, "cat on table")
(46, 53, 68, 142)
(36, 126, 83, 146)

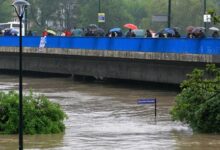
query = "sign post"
(204, 13, 211, 34)
(137, 98, 157, 119)
(98, 13, 105, 23)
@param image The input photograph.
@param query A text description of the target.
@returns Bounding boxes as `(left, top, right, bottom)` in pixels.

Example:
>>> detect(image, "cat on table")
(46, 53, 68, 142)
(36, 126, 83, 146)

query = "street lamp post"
(11, 1, 30, 150)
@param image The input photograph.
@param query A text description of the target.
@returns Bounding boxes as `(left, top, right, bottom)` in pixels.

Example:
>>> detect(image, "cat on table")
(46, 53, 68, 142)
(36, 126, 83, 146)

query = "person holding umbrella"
(145, 29, 152, 37)
(212, 31, 219, 38)
(124, 23, 137, 37)
(126, 29, 136, 37)
(42, 27, 48, 37)
(209, 27, 220, 38)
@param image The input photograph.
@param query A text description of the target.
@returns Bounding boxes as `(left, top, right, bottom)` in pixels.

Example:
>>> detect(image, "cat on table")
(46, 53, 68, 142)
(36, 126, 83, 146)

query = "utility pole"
(168, 0, 171, 28)
(98, 0, 101, 27)
(25, 0, 28, 35)
(99, 0, 101, 13)
(204, 0, 207, 33)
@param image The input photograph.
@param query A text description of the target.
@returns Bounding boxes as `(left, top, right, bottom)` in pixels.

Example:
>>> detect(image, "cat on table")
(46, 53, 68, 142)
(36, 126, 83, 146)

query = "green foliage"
(208, 9, 220, 25)
(0, 0, 12, 22)
(0, 90, 67, 135)
(2, 0, 220, 33)
(171, 64, 220, 133)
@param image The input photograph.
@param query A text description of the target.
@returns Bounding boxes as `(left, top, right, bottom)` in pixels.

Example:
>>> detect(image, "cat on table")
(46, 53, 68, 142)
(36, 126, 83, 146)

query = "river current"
(0, 75, 219, 150)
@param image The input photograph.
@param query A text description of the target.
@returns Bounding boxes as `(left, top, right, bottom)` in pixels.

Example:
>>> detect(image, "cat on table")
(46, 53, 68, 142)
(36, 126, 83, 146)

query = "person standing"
(42, 28, 48, 37)
(126, 29, 132, 37)
(65, 30, 72, 36)
(27, 30, 33, 36)
(212, 31, 219, 38)
(145, 29, 152, 37)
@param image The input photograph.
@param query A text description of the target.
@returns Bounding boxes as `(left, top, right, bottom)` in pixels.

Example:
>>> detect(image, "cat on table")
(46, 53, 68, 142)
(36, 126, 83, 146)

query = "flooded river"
(0, 75, 219, 150)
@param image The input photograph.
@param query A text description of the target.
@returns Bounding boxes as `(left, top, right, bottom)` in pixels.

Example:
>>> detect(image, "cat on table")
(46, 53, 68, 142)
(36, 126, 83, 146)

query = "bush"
(0, 90, 67, 134)
(170, 64, 220, 133)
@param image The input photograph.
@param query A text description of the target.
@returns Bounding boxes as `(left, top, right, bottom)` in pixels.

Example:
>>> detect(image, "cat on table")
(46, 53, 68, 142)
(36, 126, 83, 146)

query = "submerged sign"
(137, 98, 157, 118)
(137, 98, 156, 104)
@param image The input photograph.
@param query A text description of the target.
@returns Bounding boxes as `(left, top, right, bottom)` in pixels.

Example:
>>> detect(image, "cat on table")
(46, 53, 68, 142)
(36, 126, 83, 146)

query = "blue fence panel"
(200, 38, 220, 54)
(1, 36, 220, 54)
(96, 37, 110, 50)
(140, 38, 157, 52)
(0, 36, 19, 47)
(70, 37, 96, 49)
(109, 38, 141, 51)
(159, 38, 200, 54)
(23, 36, 40, 47)
(175, 38, 200, 54)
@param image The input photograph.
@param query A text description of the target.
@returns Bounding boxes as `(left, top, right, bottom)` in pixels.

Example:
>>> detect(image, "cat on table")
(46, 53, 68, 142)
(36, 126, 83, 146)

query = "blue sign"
(137, 98, 156, 104)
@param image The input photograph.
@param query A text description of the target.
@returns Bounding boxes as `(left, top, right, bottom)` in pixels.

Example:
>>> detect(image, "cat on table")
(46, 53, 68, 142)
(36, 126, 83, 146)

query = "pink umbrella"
(123, 23, 138, 30)
(186, 26, 194, 33)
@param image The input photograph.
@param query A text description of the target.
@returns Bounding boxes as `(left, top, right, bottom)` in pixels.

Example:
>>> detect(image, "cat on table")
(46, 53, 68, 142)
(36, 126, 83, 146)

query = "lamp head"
(12, 0, 30, 18)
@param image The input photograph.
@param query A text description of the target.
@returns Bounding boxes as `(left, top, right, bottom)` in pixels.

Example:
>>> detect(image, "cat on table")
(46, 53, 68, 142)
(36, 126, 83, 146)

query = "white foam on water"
(80, 119, 190, 135)
(42, 91, 113, 102)
(0, 82, 18, 90)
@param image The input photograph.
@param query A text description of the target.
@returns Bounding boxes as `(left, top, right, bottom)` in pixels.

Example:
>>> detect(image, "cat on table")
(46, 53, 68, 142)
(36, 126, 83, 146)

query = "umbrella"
(110, 28, 121, 32)
(163, 28, 175, 35)
(72, 28, 83, 36)
(186, 26, 194, 33)
(9, 28, 18, 34)
(94, 28, 105, 36)
(209, 27, 219, 31)
(3, 28, 18, 36)
(88, 24, 98, 29)
(123, 23, 138, 30)
(198, 27, 205, 30)
(173, 27, 181, 30)
(133, 29, 145, 37)
(47, 30, 56, 35)
(192, 27, 204, 34)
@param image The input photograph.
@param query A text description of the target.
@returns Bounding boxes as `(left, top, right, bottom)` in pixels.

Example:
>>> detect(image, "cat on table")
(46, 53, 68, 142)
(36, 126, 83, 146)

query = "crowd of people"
(1, 24, 219, 38)
(38, 25, 219, 39)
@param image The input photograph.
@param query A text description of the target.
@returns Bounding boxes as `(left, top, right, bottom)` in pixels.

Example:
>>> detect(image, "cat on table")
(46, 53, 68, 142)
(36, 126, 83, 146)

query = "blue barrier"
(0, 36, 220, 54)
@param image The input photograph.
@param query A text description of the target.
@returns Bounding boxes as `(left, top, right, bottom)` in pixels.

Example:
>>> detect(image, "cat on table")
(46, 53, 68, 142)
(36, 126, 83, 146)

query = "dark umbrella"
(4, 28, 18, 36)
(192, 27, 204, 34)
(10, 29, 19, 35)
(94, 28, 105, 36)
(88, 24, 98, 29)
(163, 28, 175, 35)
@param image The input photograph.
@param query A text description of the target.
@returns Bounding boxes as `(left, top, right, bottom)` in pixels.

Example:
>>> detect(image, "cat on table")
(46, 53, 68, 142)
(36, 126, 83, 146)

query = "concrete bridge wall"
(0, 47, 219, 84)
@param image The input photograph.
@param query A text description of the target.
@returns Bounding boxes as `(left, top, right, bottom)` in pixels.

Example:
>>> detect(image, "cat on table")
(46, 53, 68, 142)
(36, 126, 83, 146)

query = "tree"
(170, 64, 220, 133)
(0, 0, 12, 22)
(28, 0, 79, 33)
(208, 9, 220, 25)
(0, 90, 67, 134)
(1, 0, 217, 34)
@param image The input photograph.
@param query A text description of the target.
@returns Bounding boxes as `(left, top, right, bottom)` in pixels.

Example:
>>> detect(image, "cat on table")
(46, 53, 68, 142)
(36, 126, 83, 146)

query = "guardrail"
(0, 36, 220, 54)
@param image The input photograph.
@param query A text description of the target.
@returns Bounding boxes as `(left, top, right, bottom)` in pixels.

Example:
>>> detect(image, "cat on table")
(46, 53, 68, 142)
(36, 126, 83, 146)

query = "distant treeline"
(0, 0, 220, 34)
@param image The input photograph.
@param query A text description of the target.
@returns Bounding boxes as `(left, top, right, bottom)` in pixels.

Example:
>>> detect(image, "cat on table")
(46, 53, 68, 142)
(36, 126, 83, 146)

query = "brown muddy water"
(0, 75, 219, 150)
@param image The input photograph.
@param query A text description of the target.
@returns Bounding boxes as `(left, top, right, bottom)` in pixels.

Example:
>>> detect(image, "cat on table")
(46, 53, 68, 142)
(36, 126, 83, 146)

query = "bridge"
(0, 36, 220, 84)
